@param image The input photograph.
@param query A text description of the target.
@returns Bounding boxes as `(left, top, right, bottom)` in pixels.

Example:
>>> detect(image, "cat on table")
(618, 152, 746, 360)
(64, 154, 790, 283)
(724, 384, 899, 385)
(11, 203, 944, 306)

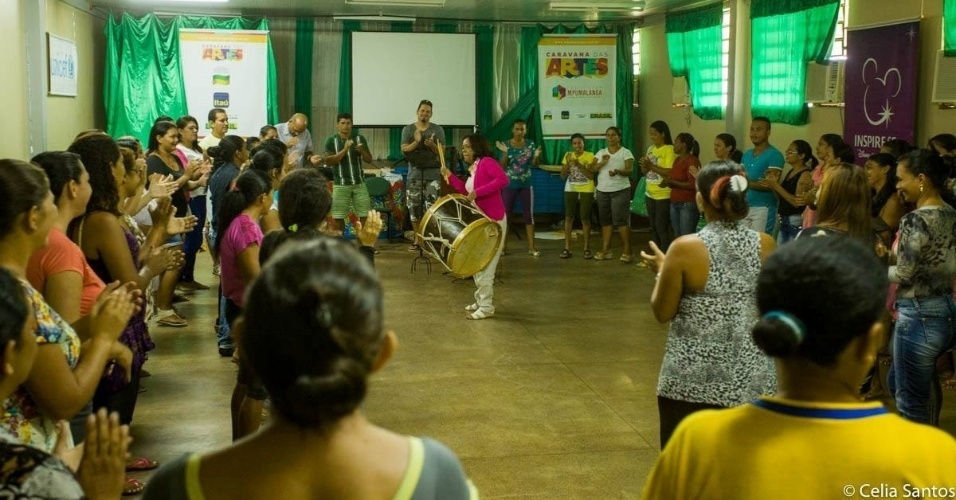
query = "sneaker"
(465, 303, 480, 312)
(212, 264, 221, 276)
(155, 309, 188, 328)
(218, 346, 234, 358)
(408, 244, 422, 252)
(528, 249, 541, 257)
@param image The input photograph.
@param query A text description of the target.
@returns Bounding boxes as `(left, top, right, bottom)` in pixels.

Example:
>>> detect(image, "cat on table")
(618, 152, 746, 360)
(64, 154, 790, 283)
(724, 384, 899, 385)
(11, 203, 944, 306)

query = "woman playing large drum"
(440, 134, 509, 320)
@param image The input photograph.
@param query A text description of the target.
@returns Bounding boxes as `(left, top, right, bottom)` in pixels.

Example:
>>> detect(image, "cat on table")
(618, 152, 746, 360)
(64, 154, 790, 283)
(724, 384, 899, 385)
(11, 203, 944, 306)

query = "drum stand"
(411, 246, 431, 274)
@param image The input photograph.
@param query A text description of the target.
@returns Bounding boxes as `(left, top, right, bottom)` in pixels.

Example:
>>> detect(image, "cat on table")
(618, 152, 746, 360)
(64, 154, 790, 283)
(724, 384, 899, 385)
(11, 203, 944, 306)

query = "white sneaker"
(464, 303, 479, 312)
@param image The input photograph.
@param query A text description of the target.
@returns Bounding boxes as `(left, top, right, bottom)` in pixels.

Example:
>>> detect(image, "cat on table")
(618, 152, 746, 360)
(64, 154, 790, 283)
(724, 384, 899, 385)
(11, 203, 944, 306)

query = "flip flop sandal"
(126, 457, 159, 471)
(559, 249, 572, 259)
(466, 309, 494, 320)
(123, 478, 146, 496)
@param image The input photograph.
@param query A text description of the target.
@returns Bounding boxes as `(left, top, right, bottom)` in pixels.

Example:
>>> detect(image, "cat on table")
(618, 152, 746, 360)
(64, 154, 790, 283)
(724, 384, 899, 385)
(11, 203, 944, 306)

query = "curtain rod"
(848, 17, 921, 31)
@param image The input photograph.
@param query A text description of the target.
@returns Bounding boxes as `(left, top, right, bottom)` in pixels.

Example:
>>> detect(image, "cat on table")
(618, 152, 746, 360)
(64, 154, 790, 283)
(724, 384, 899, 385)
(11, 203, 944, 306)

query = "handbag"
(630, 176, 648, 216)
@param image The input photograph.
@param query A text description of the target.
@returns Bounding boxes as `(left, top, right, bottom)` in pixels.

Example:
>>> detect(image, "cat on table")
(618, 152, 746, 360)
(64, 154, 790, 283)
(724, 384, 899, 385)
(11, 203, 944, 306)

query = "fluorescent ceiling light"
(345, 0, 444, 7)
(550, 2, 644, 11)
(334, 15, 416, 22)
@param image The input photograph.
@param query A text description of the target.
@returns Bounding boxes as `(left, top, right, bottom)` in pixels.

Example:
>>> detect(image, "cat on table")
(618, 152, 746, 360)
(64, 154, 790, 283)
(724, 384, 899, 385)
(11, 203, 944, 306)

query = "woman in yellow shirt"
(639, 121, 676, 251)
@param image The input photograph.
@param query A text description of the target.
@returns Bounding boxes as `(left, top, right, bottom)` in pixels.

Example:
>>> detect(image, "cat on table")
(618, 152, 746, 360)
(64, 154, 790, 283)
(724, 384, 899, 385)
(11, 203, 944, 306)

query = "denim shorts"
(596, 188, 630, 228)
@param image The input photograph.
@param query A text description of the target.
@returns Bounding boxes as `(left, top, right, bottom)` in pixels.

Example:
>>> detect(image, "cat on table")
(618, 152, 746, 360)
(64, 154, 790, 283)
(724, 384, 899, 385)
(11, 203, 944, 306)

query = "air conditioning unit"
(805, 60, 845, 103)
(672, 76, 690, 107)
(931, 50, 956, 103)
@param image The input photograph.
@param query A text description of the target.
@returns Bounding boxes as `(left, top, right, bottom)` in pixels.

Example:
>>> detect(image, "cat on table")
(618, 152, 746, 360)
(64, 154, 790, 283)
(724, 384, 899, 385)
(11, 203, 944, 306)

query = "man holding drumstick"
(401, 99, 446, 251)
(324, 113, 373, 234)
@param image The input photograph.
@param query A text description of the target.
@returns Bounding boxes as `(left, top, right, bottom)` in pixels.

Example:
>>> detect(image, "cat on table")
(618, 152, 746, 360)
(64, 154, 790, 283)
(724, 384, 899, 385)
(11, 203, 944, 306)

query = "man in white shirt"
(275, 113, 323, 168)
(198, 108, 228, 151)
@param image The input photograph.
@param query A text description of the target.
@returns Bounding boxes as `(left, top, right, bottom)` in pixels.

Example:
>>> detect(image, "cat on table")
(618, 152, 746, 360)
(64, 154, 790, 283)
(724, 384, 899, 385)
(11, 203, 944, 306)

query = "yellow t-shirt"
(561, 151, 596, 193)
(642, 397, 956, 500)
(644, 144, 676, 201)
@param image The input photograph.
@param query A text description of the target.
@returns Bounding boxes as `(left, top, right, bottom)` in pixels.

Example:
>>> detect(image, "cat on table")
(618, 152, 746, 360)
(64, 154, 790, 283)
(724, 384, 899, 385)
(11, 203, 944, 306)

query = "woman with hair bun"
(887, 150, 956, 425)
(640, 160, 776, 448)
(142, 238, 478, 500)
(641, 236, 956, 499)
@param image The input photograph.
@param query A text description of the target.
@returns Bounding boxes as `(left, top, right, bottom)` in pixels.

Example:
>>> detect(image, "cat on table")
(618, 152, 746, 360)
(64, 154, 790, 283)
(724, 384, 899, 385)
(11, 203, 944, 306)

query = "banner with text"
(538, 35, 617, 139)
(844, 22, 919, 164)
(179, 29, 269, 138)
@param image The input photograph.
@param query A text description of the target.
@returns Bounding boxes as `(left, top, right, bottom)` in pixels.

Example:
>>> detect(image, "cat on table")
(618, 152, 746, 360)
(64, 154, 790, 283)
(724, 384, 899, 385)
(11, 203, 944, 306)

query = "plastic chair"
(365, 176, 395, 241)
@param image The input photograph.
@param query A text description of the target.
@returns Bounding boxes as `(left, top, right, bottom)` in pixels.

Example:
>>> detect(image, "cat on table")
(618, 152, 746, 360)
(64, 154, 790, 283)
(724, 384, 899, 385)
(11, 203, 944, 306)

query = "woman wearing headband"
(642, 237, 956, 498)
(640, 160, 776, 448)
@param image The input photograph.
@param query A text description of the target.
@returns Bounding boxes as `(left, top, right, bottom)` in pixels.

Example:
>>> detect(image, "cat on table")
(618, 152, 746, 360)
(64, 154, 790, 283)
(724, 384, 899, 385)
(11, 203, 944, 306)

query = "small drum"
(419, 194, 502, 278)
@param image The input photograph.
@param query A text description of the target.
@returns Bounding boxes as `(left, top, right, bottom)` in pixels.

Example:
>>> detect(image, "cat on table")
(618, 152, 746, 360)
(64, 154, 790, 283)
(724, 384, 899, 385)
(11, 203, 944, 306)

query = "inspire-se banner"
(179, 29, 270, 138)
(844, 21, 919, 164)
(538, 35, 617, 139)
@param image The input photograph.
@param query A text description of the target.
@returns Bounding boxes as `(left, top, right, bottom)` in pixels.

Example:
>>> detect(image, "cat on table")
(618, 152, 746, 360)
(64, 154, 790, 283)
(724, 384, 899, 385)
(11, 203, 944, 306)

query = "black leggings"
(657, 396, 724, 449)
(646, 197, 673, 251)
(93, 368, 142, 426)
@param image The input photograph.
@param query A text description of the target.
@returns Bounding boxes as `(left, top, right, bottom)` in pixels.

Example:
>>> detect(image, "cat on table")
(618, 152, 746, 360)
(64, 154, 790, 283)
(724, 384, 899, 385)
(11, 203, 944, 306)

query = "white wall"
(0, 0, 103, 160)
(0, 0, 30, 159)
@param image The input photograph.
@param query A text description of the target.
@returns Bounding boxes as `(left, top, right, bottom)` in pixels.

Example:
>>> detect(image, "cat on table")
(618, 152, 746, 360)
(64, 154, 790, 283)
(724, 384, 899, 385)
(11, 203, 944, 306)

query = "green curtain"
(750, 0, 840, 125)
(104, 13, 279, 143)
(294, 18, 314, 128)
(336, 21, 360, 114)
(945, 0, 956, 56)
(486, 24, 633, 171)
(665, 3, 724, 120)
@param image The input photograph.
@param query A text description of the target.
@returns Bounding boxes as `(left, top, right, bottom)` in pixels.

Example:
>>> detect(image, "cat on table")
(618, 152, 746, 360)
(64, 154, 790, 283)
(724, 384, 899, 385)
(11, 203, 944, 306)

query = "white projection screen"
(350, 31, 477, 127)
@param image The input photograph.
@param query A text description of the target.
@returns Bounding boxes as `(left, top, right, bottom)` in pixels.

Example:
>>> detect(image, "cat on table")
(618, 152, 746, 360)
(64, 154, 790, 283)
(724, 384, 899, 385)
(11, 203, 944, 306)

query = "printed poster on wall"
(538, 35, 617, 139)
(47, 33, 78, 97)
(179, 29, 269, 138)
(844, 21, 919, 164)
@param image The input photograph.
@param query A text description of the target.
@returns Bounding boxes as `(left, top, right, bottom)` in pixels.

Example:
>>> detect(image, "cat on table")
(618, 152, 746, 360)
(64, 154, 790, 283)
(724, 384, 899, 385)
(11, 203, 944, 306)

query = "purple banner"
(844, 21, 919, 164)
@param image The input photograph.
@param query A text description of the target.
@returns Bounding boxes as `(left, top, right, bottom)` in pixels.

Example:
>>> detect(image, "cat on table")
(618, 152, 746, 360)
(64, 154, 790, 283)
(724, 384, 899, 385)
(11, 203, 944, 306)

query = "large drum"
(419, 194, 502, 278)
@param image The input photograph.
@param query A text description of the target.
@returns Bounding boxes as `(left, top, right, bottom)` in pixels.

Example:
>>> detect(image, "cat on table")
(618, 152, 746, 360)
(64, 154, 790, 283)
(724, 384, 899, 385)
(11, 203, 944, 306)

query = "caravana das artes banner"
(538, 35, 617, 139)
(179, 29, 270, 138)
(844, 21, 919, 164)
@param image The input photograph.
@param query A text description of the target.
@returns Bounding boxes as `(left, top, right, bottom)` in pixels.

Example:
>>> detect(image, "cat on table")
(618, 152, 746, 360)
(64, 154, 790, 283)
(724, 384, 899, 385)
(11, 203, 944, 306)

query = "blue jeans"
(776, 213, 803, 244)
(669, 201, 699, 238)
(217, 285, 233, 350)
(181, 195, 207, 282)
(888, 295, 956, 425)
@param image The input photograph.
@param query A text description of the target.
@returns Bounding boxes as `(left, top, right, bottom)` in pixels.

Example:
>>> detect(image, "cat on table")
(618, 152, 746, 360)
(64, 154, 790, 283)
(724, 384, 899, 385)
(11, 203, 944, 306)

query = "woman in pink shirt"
(440, 134, 509, 320)
(214, 168, 273, 439)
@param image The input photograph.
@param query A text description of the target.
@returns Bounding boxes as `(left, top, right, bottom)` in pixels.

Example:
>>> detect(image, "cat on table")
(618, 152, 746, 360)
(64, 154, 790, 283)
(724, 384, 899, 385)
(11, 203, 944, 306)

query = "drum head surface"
(419, 194, 502, 277)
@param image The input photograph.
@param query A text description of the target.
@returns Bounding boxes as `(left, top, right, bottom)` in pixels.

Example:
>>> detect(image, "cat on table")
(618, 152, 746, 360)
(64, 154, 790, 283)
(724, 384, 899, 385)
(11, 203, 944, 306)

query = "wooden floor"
(128, 230, 956, 499)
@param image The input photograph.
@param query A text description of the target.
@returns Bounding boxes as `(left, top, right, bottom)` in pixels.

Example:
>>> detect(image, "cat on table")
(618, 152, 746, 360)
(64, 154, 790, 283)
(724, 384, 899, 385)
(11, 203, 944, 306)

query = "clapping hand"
(639, 241, 666, 273)
(495, 141, 508, 153)
(424, 134, 436, 148)
(90, 287, 136, 343)
(688, 164, 701, 178)
(354, 210, 384, 247)
(167, 215, 198, 235)
(148, 174, 177, 199)
(75, 409, 130, 500)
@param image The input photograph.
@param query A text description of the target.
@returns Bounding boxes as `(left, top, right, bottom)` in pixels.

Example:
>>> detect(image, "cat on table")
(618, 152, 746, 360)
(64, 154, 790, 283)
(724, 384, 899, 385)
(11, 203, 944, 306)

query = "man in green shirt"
(325, 113, 373, 232)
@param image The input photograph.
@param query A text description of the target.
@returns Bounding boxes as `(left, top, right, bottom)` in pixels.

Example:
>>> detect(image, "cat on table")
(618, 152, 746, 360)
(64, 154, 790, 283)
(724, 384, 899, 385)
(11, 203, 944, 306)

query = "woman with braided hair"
(640, 160, 777, 448)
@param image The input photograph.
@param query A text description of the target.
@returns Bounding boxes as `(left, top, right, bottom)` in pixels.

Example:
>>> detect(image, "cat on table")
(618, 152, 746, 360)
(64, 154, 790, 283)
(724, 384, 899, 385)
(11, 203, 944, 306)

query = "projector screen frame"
(348, 30, 479, 129)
